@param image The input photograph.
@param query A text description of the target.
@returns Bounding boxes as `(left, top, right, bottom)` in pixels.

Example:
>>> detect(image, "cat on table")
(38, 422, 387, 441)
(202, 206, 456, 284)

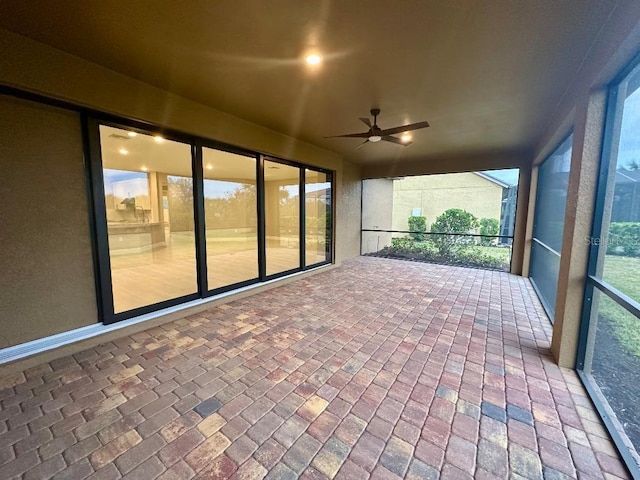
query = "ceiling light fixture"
(401, 133, 412, 143)
(127, 131, 137, 137)
(141, 166, 148, 172)
(154, 135, 164, 143)
(305, 53, 323, 65)
(368, 135, 382, 143)
(119, 148, 129, 155)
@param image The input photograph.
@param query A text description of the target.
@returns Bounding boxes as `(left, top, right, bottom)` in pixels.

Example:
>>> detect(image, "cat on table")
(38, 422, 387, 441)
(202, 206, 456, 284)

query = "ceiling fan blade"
(324, 132, 370, 139)
(382, 135, 411, 146)
(356, 139, 369, 149)
(378, 121, 430, 136)
(359, 117, 372, 128)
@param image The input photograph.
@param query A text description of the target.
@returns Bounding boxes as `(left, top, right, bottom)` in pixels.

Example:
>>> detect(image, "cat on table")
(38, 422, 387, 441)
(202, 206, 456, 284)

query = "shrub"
(408, 215, 427, 241)
(605, 222, 640, 257)
(431, 208, 479, 256)
(479, 218, 500, 246)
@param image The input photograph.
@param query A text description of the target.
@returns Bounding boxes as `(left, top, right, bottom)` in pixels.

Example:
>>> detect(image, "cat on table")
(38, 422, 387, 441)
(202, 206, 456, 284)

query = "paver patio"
(0, 257, 630, 479)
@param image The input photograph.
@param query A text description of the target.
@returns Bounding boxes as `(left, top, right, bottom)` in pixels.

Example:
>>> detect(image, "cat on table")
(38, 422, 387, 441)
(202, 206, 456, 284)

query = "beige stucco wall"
(391, 173, 503, 232)
(336, 161, 362, 262)
(0, 29, 362, 348)
(361, 179, 394, 254)
(0, 96, 98, 347)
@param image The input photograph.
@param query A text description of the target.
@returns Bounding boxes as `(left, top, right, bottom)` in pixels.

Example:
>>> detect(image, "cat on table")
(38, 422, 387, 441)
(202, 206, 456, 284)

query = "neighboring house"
(612, 168, 640, 222)
(361, 171, 518, 253)
(390, 171, 518, 242)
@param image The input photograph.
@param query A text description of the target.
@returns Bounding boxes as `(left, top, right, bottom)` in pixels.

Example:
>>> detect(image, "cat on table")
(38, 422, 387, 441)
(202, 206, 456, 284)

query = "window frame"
(86, 115, 334, 325)
(529, 133, 573, 322)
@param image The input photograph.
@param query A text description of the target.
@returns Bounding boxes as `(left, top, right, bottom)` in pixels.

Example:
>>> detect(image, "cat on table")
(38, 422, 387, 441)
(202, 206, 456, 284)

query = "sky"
(480, 168, 520, 186)
(103, 169, 329, 199)
(618, 84, 640, 169)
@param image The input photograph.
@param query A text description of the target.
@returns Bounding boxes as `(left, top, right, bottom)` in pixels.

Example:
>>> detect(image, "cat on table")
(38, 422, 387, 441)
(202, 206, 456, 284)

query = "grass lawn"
(476, 246, 511, 262)
(600, 255, 640, 358)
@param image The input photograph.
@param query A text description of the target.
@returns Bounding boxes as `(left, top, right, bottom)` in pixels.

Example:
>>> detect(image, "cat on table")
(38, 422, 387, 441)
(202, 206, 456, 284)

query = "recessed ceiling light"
(401, 133, 412, 143)
(141, 166, 148, 172)
(119, 148, 129, 155)
(206, 164, 213, 170)
(154, 135, 164, 143)
(127, 131, 137, 137)
(305, 53, 323, 65)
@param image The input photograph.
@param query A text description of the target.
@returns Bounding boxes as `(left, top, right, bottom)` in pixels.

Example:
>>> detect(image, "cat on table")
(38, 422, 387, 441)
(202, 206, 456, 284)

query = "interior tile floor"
(0, 257, 630, 479)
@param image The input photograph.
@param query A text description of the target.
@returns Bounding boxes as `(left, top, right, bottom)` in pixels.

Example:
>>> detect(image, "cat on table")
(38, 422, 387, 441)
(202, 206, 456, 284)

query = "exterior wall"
(391, 173, 503, 232)
(551, 92, 607, 368)
(361, 179, 393, 254)
(0, 29, 362, 350)
(0, 96, 98, 347)
(336, 161, 362, 262)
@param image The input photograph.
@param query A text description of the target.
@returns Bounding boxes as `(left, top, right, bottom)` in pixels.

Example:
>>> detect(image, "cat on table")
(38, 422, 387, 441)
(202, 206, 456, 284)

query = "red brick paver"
(0, 257, 631, 479)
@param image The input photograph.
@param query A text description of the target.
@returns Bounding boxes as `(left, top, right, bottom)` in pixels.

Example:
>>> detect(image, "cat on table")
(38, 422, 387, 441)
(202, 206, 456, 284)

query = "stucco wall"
(336, 161, 362, 262)
(0, 96, 98, 347)
(361, 179, 394, 254)
(391, 173, 503, 232)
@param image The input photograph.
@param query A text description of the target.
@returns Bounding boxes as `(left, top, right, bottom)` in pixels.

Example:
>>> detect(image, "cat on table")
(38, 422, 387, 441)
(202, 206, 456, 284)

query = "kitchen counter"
(107, 222, 166, 254)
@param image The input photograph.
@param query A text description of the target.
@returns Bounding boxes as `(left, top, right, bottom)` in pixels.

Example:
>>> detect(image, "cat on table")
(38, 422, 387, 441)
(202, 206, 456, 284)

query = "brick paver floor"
(0, 257, 631, 479)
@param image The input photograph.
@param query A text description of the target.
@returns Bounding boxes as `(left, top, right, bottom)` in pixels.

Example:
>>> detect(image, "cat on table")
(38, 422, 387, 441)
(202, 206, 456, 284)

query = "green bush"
(431, 209, 479, 256)
(605, 222, 640, 257)
(479, 218, 499, 246)
(455, 247, 507, 269)
(408, 216, 427, 241)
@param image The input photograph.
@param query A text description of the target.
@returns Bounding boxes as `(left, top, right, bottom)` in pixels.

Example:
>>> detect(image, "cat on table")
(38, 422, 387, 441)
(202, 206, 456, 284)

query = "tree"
(167, 177, 194, 232)
(430, 208, 479, 256)
(407, 215, 427, 241)
(627, 160, 640, 170)
(479, 218, 500, 246)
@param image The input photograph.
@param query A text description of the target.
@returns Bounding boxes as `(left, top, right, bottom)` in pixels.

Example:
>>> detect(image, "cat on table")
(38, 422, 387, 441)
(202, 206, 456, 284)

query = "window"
(529, 135, 572, 320)
(90, 120, 333, 323)
(578, 58, 640, 477)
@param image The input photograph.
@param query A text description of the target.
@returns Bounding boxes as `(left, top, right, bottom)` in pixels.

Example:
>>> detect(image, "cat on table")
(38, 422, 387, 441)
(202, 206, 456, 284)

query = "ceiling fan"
(325, 108, 430, 148)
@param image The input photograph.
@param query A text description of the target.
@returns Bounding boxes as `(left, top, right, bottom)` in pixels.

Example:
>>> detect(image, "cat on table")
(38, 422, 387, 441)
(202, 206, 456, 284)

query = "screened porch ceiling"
(0, 1, 629, 168)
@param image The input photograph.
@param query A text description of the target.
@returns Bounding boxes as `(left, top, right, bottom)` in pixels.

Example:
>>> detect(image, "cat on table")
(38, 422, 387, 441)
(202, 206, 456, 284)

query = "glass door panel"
(202, 148, 258, 289)
(264, 160, 300, 276)
(305, 170, 331, 266)
(100, 126, 197, 313)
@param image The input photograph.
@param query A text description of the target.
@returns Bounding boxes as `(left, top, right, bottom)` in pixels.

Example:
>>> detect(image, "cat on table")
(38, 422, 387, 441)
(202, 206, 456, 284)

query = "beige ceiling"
(0, 0, 621, 166)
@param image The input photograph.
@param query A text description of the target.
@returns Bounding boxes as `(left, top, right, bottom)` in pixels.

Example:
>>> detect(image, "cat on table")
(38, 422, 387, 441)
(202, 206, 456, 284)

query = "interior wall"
(0, 95, 98, 347)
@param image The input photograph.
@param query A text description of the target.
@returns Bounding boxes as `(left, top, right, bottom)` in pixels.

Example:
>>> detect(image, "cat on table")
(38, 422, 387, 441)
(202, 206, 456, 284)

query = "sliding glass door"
(90, 119, 333, 324)
(202, 147, 258, 290)
(99, 125, 198, 314)
(264, 159, 301, 276)
(305, 169, 332, 266)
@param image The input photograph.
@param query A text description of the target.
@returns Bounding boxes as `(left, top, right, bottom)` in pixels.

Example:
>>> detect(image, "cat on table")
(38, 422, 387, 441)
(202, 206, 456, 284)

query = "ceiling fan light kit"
(326, 108, 429, 148)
